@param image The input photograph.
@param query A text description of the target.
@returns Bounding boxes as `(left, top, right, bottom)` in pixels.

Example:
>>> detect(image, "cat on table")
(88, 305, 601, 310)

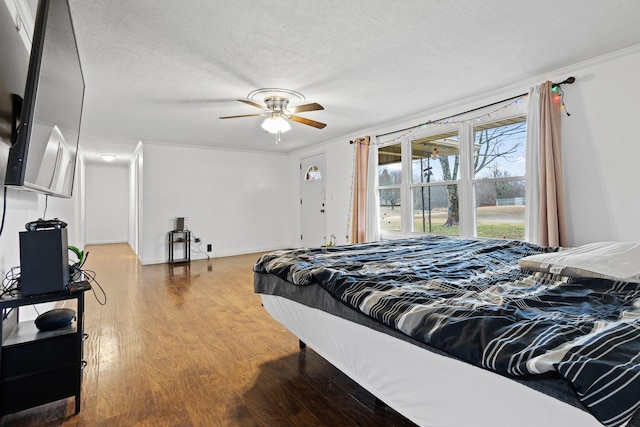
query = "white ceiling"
(56, 1, 640, 164)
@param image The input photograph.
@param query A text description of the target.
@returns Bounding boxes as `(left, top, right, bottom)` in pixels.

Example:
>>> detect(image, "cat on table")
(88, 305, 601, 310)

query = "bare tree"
(379, 167, 402, 209)
(474, 123, 524, 173)
(439, 121, 525, 226)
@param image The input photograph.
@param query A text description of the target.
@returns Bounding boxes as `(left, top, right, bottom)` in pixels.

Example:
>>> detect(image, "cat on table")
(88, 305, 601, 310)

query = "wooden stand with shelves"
(0, 288, 89, 416)
(168, 230, 190, 264)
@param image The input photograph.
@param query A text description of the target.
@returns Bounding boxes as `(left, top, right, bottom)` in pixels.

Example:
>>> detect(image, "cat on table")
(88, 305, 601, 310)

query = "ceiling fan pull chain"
(276, 130, 281, 144)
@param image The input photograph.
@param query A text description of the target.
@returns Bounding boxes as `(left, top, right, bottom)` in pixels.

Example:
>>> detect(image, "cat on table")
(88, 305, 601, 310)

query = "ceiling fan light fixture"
(261, 115, 291, 134)
(219, 89, 326, 141)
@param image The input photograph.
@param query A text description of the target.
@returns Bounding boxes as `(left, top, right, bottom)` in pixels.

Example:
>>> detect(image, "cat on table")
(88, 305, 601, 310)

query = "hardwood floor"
(1, 244, 417, 427)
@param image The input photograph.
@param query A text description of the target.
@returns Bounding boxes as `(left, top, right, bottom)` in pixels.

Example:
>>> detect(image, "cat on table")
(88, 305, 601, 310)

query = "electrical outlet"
(207, 244, 212, 252)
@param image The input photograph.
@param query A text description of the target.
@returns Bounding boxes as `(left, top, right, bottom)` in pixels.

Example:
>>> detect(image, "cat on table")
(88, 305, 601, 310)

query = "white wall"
(289, 44, 640, 247)
(139, 143, 290, 265)
(128, 142, 143, 257)
(559, 48, 640, 244)
(85, 163, 129, 244)
(0, 190, 43, 276)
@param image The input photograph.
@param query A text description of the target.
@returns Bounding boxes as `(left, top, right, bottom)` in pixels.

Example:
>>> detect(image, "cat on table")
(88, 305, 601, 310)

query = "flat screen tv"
(4, 0, 84, 198)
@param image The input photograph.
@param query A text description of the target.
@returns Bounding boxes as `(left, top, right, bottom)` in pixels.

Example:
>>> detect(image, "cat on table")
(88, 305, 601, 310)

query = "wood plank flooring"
(1, 244, 417, 426)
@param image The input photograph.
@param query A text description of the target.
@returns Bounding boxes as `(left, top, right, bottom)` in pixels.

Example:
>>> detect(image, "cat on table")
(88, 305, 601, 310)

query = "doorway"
(300, 153, 326, 248)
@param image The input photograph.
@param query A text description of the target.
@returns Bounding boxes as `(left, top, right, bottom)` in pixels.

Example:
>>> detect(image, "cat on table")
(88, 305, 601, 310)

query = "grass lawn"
(380, 205, 524, 239)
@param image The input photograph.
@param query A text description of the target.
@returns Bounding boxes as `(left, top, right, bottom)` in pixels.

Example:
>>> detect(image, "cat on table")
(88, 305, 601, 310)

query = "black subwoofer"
(19, 228, 69, 296)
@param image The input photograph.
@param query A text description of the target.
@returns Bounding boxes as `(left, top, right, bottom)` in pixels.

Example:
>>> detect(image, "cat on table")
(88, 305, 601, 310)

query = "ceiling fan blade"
(219, 113, 265, 119)
(289, 115, 327, 129)
(237, 99, 266, 109)
(287, 102, 324, 114)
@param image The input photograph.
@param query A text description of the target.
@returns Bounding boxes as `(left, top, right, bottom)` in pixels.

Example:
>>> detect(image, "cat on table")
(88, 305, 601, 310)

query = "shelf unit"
(168, 230, 190, 264)
(0, 288, 89, 415)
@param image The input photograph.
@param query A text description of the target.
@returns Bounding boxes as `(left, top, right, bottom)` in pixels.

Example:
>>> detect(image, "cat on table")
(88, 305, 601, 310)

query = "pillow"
(518, 241, 640, 283)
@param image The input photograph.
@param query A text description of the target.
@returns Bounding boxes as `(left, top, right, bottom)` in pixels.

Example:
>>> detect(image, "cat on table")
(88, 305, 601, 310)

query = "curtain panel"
(526, 81, 568, 247)
(351, 136, 370, 243)
(538, 81, 567, 247)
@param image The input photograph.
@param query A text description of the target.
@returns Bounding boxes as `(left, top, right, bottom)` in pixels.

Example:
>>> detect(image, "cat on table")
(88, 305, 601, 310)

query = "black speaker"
(176, 217, 185, 231)
(19, 228, 69, 296)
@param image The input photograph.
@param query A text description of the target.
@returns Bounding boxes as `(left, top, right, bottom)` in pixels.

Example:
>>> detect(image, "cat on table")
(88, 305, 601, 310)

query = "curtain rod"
(374, 77, 575, 139)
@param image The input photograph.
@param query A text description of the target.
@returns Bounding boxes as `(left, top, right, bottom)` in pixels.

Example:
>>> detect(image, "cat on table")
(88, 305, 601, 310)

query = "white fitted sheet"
(261, 294, 604, 427)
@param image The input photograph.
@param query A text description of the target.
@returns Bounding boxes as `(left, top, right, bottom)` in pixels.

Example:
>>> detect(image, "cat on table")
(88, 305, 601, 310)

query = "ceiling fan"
(219, 96, 326, 142)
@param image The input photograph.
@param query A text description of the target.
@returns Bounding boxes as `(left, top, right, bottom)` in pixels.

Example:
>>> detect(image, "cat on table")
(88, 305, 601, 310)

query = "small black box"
(19, 228, 69, 296)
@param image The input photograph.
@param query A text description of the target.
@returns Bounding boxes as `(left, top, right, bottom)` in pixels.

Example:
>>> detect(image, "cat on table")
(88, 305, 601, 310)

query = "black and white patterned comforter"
(254, 236, 640, 427)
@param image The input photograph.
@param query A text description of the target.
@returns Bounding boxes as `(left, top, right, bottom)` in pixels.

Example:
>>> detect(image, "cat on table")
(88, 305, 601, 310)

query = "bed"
(253, 235, 640, 427)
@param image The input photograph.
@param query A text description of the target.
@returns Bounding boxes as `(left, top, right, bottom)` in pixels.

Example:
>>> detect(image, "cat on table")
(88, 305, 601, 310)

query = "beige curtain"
(538, 81, 567, 246)
(351, 136, 370, 243)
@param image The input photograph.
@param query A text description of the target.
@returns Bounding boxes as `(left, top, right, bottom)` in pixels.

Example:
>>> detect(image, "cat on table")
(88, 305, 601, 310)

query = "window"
(304, 165, 322, 181)
(378, 143, 402, 231)
(410, 131, 460, 236)
(473, 117, 526, 239)
(377, 107, 527, 240)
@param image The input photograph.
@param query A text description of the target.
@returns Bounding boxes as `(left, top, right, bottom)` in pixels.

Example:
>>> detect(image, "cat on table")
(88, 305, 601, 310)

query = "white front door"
(300, 154, 326, 247)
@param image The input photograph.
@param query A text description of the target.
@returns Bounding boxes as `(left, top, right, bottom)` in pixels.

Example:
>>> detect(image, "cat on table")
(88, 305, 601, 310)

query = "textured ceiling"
(57, 0, 640, 163)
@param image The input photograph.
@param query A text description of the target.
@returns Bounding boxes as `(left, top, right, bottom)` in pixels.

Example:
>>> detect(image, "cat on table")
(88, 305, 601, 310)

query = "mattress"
(260, 292, 604, 427)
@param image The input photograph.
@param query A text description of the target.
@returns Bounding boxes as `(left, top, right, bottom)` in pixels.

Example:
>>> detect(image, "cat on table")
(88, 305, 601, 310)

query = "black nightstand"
(0, 286, 89, 415)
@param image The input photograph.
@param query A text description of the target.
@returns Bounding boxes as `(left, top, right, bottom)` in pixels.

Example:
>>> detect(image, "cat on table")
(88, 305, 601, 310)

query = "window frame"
(377, 102, 528, 240)
(377, 142, 405, 232)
